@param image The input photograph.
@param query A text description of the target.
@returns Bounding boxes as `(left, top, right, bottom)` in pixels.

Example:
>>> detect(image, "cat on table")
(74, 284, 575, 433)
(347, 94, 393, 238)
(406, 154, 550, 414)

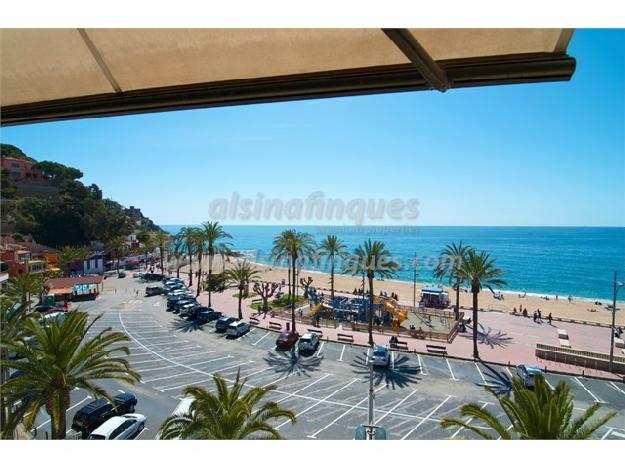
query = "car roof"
(301, 333, 315, 339)
(114, 392, 135, 402)
(90, 416, 127, 436)
(77, 397, 111, 414)
(373, 345, 388, 352)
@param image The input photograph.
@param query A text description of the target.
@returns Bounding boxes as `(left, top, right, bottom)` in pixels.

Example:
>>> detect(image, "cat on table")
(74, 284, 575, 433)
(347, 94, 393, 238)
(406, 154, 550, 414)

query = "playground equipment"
(382, 298, 408, 327)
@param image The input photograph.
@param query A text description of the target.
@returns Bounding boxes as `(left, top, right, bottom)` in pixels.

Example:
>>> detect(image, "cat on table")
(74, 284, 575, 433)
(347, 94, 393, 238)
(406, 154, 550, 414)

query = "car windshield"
(373, 349, 386, 357)
(300, 338, 310, 343)
(88, 434, 106, 440)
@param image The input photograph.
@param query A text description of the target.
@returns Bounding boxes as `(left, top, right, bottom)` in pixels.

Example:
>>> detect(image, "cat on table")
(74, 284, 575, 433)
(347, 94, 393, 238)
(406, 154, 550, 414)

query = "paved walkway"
(160, 273, 624, 381)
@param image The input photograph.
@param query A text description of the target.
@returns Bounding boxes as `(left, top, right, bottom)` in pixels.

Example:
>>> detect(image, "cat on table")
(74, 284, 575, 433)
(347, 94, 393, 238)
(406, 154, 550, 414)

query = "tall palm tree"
(158, 372, 296, 439)
(169, 237, 186, 278)
(224, 261, 260, 320)
(177, 227, 198, 287)
(457, 249, 506, 359)
(346, 239, 399, 346)
(201, 221, 232, 307)
(441, 376, 615, 439)
(271, 230, 316, 332)
(153, 231, 170, 274)
(59, 245, 90, 276)
(4, 273, 47, 313)
(434, 241, 472, 320)
(190, 229, 205, 297)
(318, 235, 347, 302)
(1, 312, 141, 439)
(105, 237, 127, 273)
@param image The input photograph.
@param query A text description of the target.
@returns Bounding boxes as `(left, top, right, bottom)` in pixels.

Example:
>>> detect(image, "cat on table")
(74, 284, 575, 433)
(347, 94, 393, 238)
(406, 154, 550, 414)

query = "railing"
(535, 342, 625, 373)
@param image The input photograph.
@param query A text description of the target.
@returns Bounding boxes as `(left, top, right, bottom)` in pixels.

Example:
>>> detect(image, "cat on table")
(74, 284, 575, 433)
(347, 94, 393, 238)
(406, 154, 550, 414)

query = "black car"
(178, 302, 199, 318)
(174, 298, 197, 314)
(190, 306, 222, 323)
(71, 392, 137, 437)
(145, 286, 165, 297)
(166, 295, 193, 311)
(215, 316, 238, 332)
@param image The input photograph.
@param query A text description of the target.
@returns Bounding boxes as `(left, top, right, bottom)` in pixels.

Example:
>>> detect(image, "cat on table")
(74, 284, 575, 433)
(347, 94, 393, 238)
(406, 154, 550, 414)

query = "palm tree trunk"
(176, 265, 181, 278)
(196, 252, 203, 297)
(291, 256, 296, 332)
(49, 389, 70, 439)
(368, 274, 375, 346)
(287, 269, 291, 297)
(116, 257, 120, 274)
(160, 246, 164, 273)
(472, 291, 479, 360)
(330, 255, 335, 302)
(455, 279, 461, 321)
(238, 288, 243, 320)
(208, 253, 214, 308)
(188, 250, 193, 287)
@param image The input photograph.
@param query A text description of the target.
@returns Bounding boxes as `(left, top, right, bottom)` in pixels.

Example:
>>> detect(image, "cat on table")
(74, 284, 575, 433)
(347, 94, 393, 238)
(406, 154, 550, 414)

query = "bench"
(426, 344, 447, 356)
(269, 321, 282, 331)
(557, 329, 568, 339)
(615, 338, 624, 349)
(249, 317, 260, 325)
(308, 328, 323, 336)
(559, 338, 571, 348)
(251, 299, 262, 305)
(337, 333, 354, 343)
(390, 340, 409, 351)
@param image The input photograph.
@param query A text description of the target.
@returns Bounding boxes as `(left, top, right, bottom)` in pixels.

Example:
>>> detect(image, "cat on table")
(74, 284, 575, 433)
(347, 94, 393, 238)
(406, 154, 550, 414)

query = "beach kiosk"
(419, 287, 450, 309)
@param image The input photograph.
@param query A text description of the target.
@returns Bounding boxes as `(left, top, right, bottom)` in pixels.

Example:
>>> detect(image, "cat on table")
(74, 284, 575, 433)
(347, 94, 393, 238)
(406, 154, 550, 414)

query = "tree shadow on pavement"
(170, 317, 209, 333)
(350, 350, 421, 390)
(263, 350, 323, 379)
(465, 323, 514, 349)
(478, 360, 513, 397)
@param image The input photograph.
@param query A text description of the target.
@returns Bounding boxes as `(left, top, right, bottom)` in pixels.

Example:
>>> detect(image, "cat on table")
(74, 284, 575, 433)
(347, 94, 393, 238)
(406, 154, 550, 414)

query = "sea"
(161, 225, 625, 302)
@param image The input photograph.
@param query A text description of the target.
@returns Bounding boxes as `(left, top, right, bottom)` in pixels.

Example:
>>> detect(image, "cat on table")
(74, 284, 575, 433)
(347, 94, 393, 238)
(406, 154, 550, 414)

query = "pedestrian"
(537, 309, 542, 320)
(547, 312, 552, 325)
(533, 311, 538, 323)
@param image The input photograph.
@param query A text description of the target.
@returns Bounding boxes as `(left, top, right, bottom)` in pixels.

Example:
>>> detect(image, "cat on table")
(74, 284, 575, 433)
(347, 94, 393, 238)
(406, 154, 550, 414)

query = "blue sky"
(2, 29, 624, 227)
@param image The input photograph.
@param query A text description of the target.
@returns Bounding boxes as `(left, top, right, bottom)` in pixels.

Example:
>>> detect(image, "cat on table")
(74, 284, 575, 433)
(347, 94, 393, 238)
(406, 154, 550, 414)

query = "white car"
(226, 321, 250, 338)
(88, 413, 146, 440)
(298, 332, 320, 352)
(371, 345, 391, 367)
(515, 364, 544, 387)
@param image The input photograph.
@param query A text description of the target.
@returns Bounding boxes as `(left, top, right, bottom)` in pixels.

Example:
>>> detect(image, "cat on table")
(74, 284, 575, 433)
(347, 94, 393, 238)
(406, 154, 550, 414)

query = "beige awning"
(0, 28, 575, 125)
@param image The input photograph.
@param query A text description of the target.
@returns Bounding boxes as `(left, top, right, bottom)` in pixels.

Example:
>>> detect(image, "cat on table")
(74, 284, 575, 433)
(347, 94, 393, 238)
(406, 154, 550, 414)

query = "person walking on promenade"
(547, 312, 553, 325)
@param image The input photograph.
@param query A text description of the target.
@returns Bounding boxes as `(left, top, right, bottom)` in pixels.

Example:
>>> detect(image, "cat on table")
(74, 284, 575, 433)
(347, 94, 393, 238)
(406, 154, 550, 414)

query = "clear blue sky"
(2, 29, 624, 227)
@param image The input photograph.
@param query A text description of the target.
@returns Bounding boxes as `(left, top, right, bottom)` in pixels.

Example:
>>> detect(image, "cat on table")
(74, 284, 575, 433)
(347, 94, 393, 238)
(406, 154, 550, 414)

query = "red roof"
(47, 276, 103, 289)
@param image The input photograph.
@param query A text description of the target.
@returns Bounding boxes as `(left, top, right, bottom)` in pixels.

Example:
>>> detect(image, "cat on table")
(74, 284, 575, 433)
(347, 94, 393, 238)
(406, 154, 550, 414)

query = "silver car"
(226, 321, 250, 338)
(515, 364, 544, 387)
(298, 332, 320, 352)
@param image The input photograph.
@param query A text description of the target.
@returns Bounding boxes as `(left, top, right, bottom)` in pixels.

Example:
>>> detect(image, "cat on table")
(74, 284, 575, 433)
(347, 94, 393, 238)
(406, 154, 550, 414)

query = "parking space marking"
(446, 359, 458, 381)
(315, 342, 325, 358)
(608, 382, 625, 396)
(142, 369, 199, 383)
(391, 351, 396, 370)
(274, 378, 360, 430)
(34, 396, 91, 430)
(136, 355, 232, 373)
(375, 389, 417, 425)
(338, 345, 346, 362)
(475, 363, 487, 385)
(450, 402, 489, 439)
(271, 374, 332, 405)
(498, 424, 514, 440)
(601, 428, 613, 440)
(242, 367, 274, 380)
(610, 430, 625, 439)
(158, 360, 255, 391)
(307, 383, 386, 439)
(400, 395, 454, 440)
(505, 367, 513, 378)
(252, 332, 271, 346)
(417, 354, 427, 375)
(574, 377, 604, 403)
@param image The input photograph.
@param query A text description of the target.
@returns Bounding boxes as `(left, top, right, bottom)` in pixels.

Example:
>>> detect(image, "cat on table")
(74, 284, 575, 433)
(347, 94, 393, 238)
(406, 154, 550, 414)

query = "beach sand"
(177, 256, 624, 326)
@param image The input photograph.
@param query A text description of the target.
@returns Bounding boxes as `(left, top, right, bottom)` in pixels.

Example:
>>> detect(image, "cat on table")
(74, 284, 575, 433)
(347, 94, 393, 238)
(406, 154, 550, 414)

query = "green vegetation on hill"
(0, 143, 35, 161)
(1, 144, 162, 248)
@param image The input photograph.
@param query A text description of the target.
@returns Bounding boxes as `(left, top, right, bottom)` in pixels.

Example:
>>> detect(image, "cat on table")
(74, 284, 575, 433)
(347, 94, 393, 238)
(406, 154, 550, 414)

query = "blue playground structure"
(305, 288, 387, 324)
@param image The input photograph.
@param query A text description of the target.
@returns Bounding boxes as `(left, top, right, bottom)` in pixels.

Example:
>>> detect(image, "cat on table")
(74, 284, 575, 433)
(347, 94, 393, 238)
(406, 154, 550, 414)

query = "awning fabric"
(0, 28, 575, 125)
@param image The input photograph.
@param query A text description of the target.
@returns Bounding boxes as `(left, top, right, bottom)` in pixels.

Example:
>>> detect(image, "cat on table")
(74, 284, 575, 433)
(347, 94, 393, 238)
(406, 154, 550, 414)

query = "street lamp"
(609, 271, 624, 372)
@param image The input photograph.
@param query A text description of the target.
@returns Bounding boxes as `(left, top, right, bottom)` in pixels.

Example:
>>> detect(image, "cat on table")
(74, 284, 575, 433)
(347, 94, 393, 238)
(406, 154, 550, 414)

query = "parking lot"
(31, 276, 625, 440)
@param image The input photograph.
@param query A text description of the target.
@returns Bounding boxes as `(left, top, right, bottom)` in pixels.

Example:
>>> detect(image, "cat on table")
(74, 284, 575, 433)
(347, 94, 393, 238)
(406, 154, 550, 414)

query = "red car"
(275, 331, 299, 349)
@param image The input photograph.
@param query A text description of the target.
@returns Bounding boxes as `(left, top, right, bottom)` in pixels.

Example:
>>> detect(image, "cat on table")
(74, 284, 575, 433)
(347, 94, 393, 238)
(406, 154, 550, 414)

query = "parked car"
(215, 316, 238, 333)
(132, 272, 144, 278)
(516, 364, 544, 388)
(226, 321, 251, 338)
(178, 302, 199, 318)
(103, 270, 117, 278)
(33, 305, 65, 314)
(166, 295, 193, 311)
(118, 271, 127, 278)
(371, 345, 391, 367)
(71, 392, 137, 437)
(192, 306, 222, 323)
(297, 332, 320, 352)
(145, 286, 165, 296)
(276, 331, 299, 349)
(88, 413, 146, 440)
(174, 298, 197, 314)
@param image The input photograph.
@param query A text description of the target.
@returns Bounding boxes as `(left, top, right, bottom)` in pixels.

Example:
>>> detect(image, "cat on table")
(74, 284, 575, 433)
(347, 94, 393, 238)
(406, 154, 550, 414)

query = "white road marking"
(242, 367, 273, 380)
(610, 430, 625, 439)
(315, 342, 325, 358)
(307, 383, 386, 439)
(497, 424, 514, 440)
(366, 348, 370, 364)
(505, 367, 513, 378)
(417, 354, 427, 375)
(34, 396, 92, 430)
(608, 381, 625, 396)
(338, 345, 346, 362)
(475, 362, 487, 385)
(271, 374, 332, 405)
(159, 361, 255, 391)
(274, 378, 360, 430)
(451, 402, 489, 439)
(375, 389, 417, 425)
(401, 395, 454, 440)
(136, 355, 232, 373)
(142, 369, 199, 383)
(252, 332, 271, 346)
(573, 377, 604, 403)
(446, 358, 458, 381)
(391, 351, 396, 370)
(601, 428, 613, 440)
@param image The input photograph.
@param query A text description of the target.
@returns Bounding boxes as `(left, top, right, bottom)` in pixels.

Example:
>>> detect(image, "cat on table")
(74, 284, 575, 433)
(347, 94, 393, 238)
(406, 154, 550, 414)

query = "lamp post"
(609, 271, 624, 372)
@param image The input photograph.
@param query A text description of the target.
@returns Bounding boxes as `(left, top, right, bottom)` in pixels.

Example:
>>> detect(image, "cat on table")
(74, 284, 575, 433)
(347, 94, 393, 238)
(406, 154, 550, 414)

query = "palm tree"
(441, 376, 615, 439)
(457, 249, 506, 359)
(177, 227, 198, 287)
(201, 221, 232, 307)
(3, 273, 47, 313)
(346, 239, 399, 346)
(224, 261, 260, 320)
(271, 230, 316, 332)
(153, 231, 170, 274)
(318, 235, 347, 302)
(59, 245, 90, 276)
(190, 229, 205, 297)
(434, 241, 472, 321)
(169, 237, 186, 278)
(158, 372, 296, 439)
(105, 237, 127, 273)
(1, 312, 141, 439)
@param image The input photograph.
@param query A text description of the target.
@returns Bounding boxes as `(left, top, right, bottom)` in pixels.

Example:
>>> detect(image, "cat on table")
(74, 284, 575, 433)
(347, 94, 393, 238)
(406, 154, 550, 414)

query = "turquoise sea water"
(161, 225, 625, 302)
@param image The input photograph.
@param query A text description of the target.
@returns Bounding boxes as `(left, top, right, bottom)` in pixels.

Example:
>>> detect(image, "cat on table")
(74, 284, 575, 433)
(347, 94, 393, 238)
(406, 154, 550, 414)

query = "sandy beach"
(175, 256, 624, 326)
